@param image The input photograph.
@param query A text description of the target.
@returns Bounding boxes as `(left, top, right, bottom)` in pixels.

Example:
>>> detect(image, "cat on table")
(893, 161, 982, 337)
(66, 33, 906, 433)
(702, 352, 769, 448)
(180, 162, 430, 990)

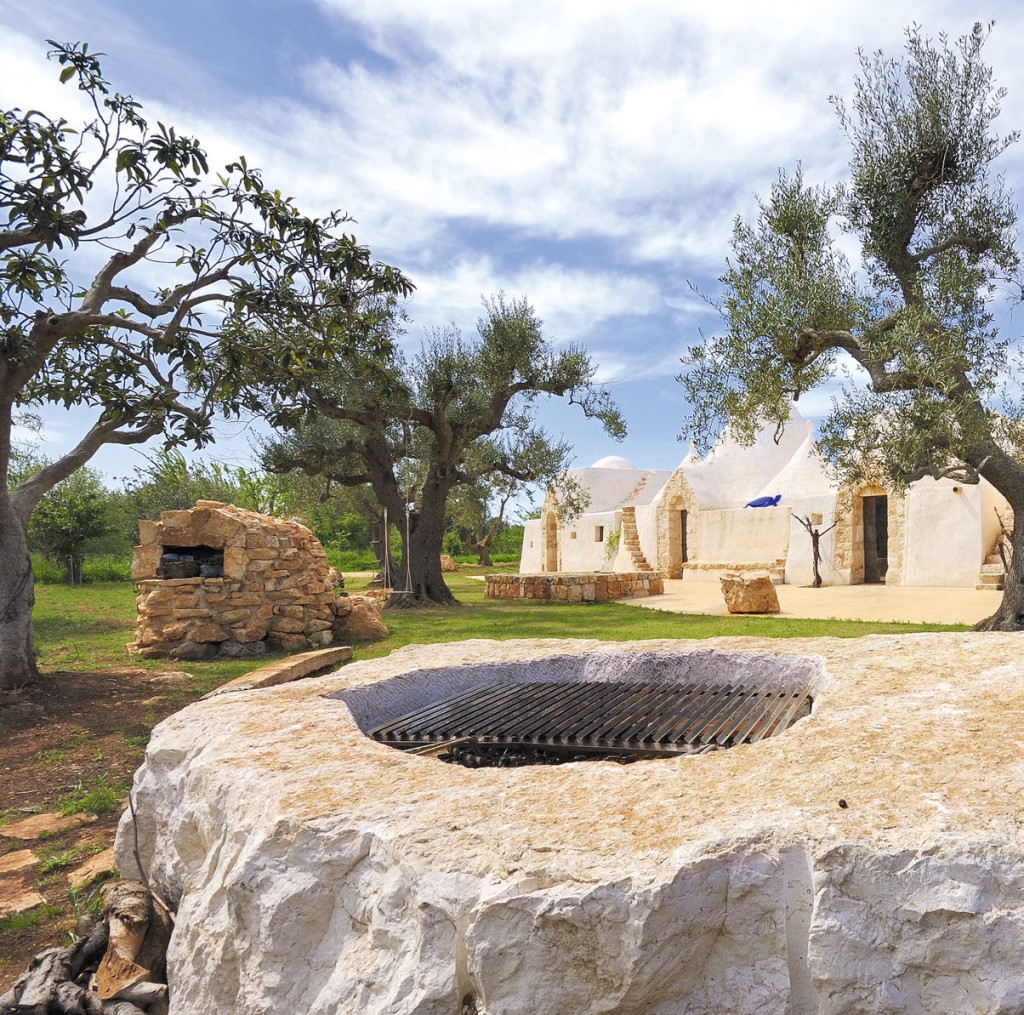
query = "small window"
(810, 513, 823, 525)
(595, 526, 604, 542)
(570, 531, 577, 540)
(528, 540, 534, 548)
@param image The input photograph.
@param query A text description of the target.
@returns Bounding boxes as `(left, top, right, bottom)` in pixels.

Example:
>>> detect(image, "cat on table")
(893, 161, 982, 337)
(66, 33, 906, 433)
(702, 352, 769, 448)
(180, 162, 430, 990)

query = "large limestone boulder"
(118, 634, 1024, 1015)
(440, 554, 456, 572)
(331, 594, 390, 642)
(721, 568, 781, 613)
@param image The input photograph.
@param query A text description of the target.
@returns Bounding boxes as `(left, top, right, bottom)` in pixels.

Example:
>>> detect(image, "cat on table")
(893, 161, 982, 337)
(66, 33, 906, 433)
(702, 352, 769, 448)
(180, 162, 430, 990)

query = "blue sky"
(4, 0, 1024, 496)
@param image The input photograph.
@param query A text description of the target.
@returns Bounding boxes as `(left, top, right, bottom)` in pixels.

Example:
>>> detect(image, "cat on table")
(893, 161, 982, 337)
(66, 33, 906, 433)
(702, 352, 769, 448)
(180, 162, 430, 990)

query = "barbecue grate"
(370, 680, 812, 766)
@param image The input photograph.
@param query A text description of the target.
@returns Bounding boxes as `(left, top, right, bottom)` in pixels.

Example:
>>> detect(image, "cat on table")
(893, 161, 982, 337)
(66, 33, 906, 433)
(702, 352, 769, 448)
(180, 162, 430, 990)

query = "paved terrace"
(619, 578, 1001, 625)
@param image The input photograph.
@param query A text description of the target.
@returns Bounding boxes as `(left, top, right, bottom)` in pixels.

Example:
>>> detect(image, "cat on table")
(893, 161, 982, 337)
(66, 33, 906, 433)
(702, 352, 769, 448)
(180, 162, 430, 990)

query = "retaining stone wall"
(485, 572, 664, 602)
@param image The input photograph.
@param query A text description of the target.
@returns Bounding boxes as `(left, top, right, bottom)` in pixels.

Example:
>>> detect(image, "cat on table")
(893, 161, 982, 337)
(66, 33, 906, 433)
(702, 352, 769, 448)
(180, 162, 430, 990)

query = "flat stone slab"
(0, 812, 97, 840)
(201, 645, 353, 699)
(118, 634, 1024, 1015)
(68, 847, 117, 889)
(0, 883, 43, 917)
(0, 849, 37, 876)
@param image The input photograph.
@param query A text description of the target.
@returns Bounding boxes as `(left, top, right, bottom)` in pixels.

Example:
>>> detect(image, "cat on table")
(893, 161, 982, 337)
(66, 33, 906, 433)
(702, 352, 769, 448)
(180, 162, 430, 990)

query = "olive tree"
(681, 24, 1024, 630)
(0, 43, 409, 685)
(260, 294, 624, 605)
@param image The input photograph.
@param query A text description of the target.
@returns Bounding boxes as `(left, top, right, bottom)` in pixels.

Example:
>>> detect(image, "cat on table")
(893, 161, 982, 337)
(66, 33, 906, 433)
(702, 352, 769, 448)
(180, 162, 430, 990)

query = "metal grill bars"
(370, 680, 812, 758)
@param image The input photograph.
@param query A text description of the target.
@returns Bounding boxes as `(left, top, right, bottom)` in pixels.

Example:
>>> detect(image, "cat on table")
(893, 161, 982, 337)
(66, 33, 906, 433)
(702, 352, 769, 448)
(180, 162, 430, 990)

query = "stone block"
(332, 597, 389, 642)
(160, 509, 194, 529)
(170, 641, 218, 661)
(138, 520, 162, 545)
(231, 620, 268, 644)
(219, 640, 267, 659)
(307, 629, 333, 648)
(269, 616, 306, 634)
(223, 546, 248, 579)
(278, 605, 305, 619)
(720, 570, 780, 614)
(204, 511, 244, 542)
(161, 622, 190, 642)
(188, 622, 229, 643)
(217, 608, 252, 625)
(246, 548, 280, 561)
(267, 632, 309, 652)
(132, 544, 163, 580)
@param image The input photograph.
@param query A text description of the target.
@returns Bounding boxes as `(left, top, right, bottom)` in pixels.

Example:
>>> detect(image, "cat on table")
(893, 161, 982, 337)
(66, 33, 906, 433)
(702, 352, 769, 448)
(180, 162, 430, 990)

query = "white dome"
(590, 455, 638, 470)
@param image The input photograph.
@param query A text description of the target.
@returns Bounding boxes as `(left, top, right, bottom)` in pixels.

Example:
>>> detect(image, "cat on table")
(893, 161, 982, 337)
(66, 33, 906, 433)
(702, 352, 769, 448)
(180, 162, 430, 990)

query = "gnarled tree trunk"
(0, 491, 37, 689)
(387, 469, 457, 608)
(973, 450, 1024, 631)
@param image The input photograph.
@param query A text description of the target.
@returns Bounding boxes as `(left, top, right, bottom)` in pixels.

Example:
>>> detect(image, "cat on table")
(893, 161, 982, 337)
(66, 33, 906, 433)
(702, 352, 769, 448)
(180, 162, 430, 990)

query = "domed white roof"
(590, 455, 638, 470)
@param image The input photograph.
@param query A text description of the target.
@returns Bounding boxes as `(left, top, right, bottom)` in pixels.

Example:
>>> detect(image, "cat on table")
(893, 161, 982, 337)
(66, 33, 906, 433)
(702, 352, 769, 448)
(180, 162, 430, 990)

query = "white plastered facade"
(521, 408, 1009, 587)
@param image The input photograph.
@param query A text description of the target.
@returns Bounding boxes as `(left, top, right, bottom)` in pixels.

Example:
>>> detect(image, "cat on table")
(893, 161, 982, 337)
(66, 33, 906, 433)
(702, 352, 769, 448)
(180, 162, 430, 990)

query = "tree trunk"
(974, 523, 1024, 631)
(810, 531, 822, 589)
(973, 450, 1024, 631)
(0, 492, 37, 689)
(388, 473, 457, 608)
(467, 540, 493, 567)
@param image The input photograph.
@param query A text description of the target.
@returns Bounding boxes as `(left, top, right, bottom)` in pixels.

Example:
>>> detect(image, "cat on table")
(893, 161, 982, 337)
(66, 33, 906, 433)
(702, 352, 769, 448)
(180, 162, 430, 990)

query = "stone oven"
(129, 501, 337, 660)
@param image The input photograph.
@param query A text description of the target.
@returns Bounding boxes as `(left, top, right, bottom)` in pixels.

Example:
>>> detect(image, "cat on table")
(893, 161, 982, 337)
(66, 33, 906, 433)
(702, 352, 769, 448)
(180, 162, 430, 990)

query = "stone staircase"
(978, 536, 1011, 590)
(623, 474, 649, 505)
(620, 506, 654, 572)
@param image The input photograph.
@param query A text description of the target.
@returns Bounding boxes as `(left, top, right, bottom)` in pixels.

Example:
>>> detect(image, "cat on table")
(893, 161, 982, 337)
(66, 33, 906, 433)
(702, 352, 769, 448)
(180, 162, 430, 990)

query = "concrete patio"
(619, 578, 1001, 625)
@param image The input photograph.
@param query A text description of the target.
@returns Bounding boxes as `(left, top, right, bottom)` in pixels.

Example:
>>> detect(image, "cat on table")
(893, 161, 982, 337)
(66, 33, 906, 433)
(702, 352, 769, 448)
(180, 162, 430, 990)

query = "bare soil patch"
(0, 666, 206, 989)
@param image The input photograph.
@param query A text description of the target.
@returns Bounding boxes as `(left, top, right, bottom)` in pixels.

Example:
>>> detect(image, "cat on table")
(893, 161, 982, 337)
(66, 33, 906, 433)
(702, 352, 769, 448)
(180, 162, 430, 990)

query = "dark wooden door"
(679, 510, 688, 564)
(862, 495, 888, 583)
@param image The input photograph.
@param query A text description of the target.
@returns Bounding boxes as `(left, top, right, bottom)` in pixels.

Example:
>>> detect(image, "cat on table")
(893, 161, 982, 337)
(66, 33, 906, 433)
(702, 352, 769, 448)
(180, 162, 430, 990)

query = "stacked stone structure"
(130, 502, 336, 660)
(485, 571, 663, 602)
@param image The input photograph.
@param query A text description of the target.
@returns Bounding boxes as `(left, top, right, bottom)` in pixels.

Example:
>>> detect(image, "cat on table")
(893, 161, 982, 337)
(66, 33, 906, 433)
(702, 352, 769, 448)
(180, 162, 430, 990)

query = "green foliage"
(1, 42, 411, 679)
(680, 24, 1024, 491)
(58, 776, 123, 816)
(259, 293, 621, 599)
(0, 908, 52, 935)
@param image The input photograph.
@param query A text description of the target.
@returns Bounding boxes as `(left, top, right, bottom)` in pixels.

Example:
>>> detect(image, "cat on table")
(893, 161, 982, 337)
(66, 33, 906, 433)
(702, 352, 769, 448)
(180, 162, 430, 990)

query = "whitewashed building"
(520, 408, 1010, 588)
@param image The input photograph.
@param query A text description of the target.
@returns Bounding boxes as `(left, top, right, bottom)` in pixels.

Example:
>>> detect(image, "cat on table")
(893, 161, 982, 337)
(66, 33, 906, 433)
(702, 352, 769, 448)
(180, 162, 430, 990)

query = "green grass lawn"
(31, 567, 967, 677)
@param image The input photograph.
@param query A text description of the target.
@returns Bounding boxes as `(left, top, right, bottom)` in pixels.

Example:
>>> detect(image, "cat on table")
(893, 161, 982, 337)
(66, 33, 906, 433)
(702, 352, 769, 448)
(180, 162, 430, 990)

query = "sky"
(4, 0, 1024, 497)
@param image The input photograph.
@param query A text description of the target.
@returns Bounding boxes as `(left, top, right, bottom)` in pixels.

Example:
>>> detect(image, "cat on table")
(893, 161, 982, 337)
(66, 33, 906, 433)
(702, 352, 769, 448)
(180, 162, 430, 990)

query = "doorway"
(862, 495, 888, 583)
(679, 510, 688, 565)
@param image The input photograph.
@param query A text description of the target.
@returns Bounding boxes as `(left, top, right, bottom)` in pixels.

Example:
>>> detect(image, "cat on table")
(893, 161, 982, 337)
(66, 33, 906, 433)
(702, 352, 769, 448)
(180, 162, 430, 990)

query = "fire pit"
(370, 679, 813, 765)
(117, 635, 1024, 1015)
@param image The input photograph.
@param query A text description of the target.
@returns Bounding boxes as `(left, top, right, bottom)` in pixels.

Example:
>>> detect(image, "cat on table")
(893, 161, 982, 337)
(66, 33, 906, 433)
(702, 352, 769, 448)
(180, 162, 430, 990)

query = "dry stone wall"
(485, 572, 664, 601)
(130, 502, 337, 660)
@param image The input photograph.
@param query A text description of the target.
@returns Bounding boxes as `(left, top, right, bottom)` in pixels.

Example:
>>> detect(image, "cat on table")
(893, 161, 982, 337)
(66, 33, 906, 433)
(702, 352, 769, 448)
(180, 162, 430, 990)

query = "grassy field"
(33, 565, 967, 674)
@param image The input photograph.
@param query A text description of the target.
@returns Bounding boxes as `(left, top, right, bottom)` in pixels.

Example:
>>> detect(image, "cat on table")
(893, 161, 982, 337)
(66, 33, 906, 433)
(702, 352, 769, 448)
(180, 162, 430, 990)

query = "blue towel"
(745, 494, 781, 508)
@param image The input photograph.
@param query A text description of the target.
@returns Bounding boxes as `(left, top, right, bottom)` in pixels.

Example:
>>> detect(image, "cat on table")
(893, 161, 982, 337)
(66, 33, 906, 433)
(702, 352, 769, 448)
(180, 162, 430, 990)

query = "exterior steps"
(620, 507, 654, 572)
(977, 534, 1011, 590)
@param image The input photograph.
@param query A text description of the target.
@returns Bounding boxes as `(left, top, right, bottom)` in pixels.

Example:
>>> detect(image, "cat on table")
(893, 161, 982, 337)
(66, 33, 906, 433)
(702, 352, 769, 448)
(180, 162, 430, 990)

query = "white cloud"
(404, 255, 663, 339)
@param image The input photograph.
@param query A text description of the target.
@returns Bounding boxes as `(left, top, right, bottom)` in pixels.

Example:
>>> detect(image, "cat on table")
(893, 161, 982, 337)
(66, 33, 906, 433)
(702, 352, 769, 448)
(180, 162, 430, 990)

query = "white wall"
(904, 478, 981, 587)
(555, 510, 618, 572)
(981, 479, 1009, 560)
(635, 504, 659, 570)
(519, 519, 543, 573)
(697, 506, 792, 561)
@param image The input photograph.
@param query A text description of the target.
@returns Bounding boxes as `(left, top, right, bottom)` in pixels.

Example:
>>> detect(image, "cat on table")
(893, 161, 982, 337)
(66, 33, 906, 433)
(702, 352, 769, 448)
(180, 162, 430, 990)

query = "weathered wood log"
(53, 980, 103, 1014)
(98, 1002, 146, 1015)
(66, 922, 109, 982)
(14, 946, 70, 1013)
(1, 881, 171, 1015)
